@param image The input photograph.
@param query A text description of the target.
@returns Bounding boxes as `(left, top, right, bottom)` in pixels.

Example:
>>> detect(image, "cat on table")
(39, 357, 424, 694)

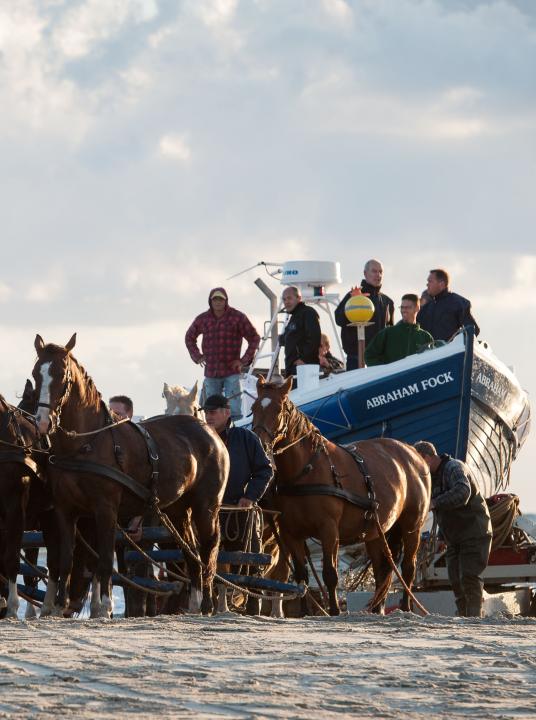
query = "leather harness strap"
(49, 456, 152, 502)
(277, 483, 377, 511)
(0, 451, 42, 481)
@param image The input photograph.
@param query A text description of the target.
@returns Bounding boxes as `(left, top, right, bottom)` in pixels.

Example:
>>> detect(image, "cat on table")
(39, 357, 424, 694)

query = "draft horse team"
(0, 333, 431, 619)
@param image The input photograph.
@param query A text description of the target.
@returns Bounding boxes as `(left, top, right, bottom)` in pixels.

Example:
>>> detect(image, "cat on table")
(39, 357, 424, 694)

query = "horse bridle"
(36, 359, 73, 435)
(252, 399, 312, 458)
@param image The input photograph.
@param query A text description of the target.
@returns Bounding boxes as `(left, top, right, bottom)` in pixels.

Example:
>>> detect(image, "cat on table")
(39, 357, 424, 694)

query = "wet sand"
(1, 612, 535, 719)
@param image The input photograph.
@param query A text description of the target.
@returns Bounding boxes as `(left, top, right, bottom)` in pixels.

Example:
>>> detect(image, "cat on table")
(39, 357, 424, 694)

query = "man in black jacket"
(416, 268, 479, 342)
(280, 286, 321, 382)
(203, 394, 273, 614)
(415, 441, 492, 617)
(335, 259, 395, 370)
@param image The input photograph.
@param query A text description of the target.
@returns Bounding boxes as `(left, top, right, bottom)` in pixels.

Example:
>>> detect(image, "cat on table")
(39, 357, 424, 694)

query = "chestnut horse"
(32, 334, 228, 617)
(251, 376, 431, 616)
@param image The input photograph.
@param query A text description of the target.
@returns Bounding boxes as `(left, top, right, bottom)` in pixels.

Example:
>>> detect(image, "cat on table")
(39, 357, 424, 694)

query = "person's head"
(400, 293, 420, 324)
(420, 289, 432, 307)
(426, 269, 449, 298)
(282, 286, 301, 313)
(109, 395, 133, 419)
(203, 394, 231, 433)
(414, 440, 440, 471)
(209, 287, 228, 316)
(320, 333, 331, 354)
(363, 259, 383, 288)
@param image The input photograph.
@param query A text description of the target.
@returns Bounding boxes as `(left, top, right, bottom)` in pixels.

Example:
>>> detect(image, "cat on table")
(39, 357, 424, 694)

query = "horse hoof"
(0, 597, 6, 611)
(5, 609, 19, 620)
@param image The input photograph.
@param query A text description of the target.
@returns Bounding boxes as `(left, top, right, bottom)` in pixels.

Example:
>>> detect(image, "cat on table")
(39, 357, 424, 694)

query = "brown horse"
(251, 376, 431, 616)
(32, 334, 229, 617)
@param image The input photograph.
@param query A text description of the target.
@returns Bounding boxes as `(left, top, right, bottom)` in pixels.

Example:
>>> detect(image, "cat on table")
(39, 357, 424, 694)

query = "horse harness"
(48, 404, 161, 506)
(0, 403, 43, 482)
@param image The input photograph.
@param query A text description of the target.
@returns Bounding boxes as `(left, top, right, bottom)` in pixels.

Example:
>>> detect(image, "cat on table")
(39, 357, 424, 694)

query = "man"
(414, 441, 492, 617)
(417, 268, 480, 342)
(319, 334, 344, 375)
(109, 395, 133, 419)
(203, 394, 273, 615)
(335, 259, 395, 370)
(279, 286, 322, 383)
(185, 287, 260, 421)
(365, 294, 433, 366)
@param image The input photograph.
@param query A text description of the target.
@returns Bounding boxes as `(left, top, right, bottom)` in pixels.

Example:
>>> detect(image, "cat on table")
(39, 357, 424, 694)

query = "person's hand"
(238, 497, 254, 508)
(230, 359, 242, 373)
(295, 359, 305, 366)
(197, 355, 206, 367)
(351, 286, 369, 297)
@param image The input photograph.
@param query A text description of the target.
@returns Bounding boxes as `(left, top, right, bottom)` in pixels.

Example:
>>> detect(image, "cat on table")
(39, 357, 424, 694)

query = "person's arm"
(299, 309, 322, 362)
(386, 297, 395, 327)
(185, 317, 203, 363)
(239, 314, 261, 366)
(335, 292, 352, 328)
(243, 433, 274, 502)
(364, 328, 387, 366)
(462, 302, 480, 337)
(433, 462, 472, 510)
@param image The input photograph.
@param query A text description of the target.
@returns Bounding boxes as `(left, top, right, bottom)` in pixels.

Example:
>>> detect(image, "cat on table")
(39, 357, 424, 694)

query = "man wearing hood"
(335, 259, 395, 370)
(185, 288, 260, 421)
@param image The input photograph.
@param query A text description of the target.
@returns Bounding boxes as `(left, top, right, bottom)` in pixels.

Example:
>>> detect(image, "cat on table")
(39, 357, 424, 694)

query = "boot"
(465, 602, 483, 618)
(455, 598, 466, 617)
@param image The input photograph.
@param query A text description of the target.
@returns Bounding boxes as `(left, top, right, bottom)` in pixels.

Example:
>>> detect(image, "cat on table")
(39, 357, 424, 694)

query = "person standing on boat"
(417, 268, 480, 342)
(335, 259, 395, 370)
(279, 286, 322, 385)
(364, 294, 433, 366)
(414, 441, 492, 618)
(185, 287, 260, 421)
(203, 393, 273, 615)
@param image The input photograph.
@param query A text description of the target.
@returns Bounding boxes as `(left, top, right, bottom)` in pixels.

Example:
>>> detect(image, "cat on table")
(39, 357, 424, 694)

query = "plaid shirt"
(433, 458, 472, 510)
(185, 306, 260, 378)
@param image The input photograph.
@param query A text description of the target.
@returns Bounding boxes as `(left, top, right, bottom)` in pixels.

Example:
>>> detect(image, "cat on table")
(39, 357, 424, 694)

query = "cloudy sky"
(1, 0, 535, 506)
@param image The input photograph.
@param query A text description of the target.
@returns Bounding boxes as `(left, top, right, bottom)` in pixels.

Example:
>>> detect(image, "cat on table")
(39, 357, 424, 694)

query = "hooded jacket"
(185, 287, 260, 378)
(416, 289, 479, 342)
(364, 321, 433, 366)
(335, 281, 395, 355)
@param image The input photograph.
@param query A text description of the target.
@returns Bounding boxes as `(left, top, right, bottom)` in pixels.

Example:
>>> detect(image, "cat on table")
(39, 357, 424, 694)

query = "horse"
(163, 382, 204, 419)
(32, 333, 229, 618)
(251, 375, 431, 617)
(0, 384, 55, 618)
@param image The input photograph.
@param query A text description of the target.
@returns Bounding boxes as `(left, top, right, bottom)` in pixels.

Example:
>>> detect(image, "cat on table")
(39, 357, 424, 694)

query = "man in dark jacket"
(415, 441, 492, 617)
(365, 294, 433, 366)
(335, 259, 395, 370)
(416, 268, 480, 342)
(185, 287, 260, 421)
(279, 286, 321, 382)
(203, 394, 273, 614)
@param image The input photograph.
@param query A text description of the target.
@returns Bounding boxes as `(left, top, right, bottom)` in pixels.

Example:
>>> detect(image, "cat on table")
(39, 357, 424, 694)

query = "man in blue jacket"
(203, 394, 273, 614)
(417, 268, 479, 342)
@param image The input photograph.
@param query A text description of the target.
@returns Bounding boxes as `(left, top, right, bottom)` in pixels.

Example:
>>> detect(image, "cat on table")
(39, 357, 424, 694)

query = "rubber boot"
(465, 602, 483, 618)
(455, 599, 467, 617)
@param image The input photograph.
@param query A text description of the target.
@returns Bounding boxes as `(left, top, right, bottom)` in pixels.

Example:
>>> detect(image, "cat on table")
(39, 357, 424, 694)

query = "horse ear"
(34, 334, 45, 352)
(65, 333, 77, 352)
(188, 380, 198, 401)
(257, 375, 265, 388)
(24, 379, 34, 393)
(281, 376, 293, 396)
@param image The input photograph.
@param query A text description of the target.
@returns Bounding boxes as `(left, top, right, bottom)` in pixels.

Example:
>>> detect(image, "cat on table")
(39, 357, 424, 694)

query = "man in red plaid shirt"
(185, 287, 260, 420)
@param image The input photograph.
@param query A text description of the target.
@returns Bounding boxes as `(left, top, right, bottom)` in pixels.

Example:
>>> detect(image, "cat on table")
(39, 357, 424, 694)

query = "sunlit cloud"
(158, 134, 192, 162)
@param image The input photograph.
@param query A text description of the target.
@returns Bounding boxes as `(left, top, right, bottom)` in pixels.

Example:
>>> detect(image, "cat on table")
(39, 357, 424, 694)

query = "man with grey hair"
(335, 259, 394, 370)
(414, 441, 492, 617)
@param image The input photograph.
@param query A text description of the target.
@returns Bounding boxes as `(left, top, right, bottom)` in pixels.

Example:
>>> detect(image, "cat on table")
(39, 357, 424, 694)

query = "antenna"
(226, 261, 283, 281)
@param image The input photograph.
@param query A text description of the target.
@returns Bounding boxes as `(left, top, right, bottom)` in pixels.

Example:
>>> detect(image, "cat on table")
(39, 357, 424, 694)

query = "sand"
(1, 612, 535, 719)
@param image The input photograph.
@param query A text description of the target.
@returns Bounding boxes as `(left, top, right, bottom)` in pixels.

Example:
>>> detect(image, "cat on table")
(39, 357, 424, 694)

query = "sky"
(0, 0, 535, 506)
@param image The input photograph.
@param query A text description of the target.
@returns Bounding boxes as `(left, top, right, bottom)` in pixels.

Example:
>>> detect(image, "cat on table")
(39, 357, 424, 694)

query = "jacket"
(432, 455, 492, 544)
(364, 321, 433, 366)
(335, 281, 395, 355)
(221, 426, 273, 504)
(280, 302, 321, 375)
(185, 287, 260, 378)
(416, 289, 479, 342)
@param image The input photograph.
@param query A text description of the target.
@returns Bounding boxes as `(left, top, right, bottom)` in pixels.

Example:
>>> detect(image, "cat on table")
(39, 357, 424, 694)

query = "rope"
(58, 416, 131, 439)
(489, 495, 520, 550)
(116, 525, 191, 584)
(0, 571, 42, 609)
(20, 551, 48, 583)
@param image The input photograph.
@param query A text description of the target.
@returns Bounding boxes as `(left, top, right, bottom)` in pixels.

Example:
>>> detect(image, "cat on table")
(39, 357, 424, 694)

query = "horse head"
(32, 333, 77, 435)
(251, 375, 293, 452)
(162, 381, 200, 417)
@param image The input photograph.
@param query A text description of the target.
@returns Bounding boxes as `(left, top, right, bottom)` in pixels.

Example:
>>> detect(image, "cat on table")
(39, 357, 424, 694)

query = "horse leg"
(55, 507, 77, 616)
(191, 503, 220, 616)
(399, 527, 421, 612)
(278, 532, 308, 617)
(3, 481, 29, 619)
(94, 507, 117, 619)
(365, 537, 393, 615)
(166, 507, 203, 614)
(40, 514, 61, 618)
(317, 522, 340, 616)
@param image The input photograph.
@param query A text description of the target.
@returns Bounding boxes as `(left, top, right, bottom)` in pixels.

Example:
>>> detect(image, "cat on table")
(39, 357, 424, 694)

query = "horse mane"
(42, 344, 101, 412)
(282, 396, 323, 451)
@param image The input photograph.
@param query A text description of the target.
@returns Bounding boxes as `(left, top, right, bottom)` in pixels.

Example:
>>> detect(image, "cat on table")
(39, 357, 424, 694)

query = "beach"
(1, 612, 535, 719)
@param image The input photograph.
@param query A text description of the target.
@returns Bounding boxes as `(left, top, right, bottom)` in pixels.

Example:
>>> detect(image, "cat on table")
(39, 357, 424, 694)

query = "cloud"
(158, 134, 192, 162)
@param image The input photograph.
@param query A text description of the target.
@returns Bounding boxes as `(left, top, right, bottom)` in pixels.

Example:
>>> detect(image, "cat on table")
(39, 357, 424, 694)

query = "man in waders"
(415, 441, 492, 617)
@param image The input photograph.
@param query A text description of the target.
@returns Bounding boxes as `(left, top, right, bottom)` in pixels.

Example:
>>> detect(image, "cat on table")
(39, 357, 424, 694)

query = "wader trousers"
(446, 534, 492, 617)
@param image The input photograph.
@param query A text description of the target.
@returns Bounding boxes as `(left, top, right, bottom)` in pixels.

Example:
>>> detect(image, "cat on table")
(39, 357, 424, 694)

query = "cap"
(202, 394, 230, 411)
(210, 291, 227, 300)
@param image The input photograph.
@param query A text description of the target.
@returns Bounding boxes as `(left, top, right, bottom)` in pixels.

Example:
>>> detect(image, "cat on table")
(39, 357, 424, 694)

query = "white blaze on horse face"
(36, 361, 52, 433)
(260, 397, 272, 409)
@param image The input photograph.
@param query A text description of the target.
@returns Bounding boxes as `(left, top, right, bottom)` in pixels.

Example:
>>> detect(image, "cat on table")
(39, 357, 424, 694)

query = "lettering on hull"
(366, 372, 455, 410)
